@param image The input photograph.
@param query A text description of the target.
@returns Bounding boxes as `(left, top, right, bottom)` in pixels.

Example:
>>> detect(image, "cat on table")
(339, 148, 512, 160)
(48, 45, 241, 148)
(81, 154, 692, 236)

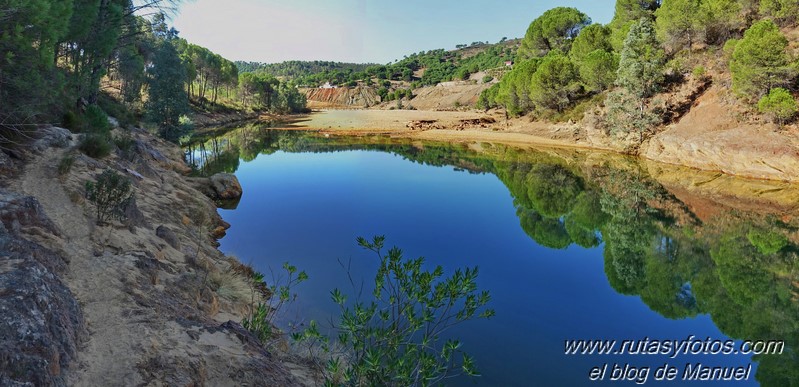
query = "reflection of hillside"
(185, 126, 799, 385)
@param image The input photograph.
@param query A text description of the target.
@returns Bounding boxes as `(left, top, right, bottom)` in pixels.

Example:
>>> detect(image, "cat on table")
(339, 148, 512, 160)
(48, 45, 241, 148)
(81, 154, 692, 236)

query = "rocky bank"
(0, 124, 311, 386)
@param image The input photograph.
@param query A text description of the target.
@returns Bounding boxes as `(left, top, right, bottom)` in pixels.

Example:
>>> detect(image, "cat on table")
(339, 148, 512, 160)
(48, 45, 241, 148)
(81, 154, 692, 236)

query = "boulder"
(31, 126, 72, 153)
(156, 225, 180, 250)
(209, 173, 242, 200)
(0, 192, 84, 386)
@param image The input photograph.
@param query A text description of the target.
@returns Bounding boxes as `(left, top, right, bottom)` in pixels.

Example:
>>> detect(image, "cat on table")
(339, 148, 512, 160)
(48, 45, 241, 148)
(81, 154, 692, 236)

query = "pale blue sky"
(172, 0, 614, 64)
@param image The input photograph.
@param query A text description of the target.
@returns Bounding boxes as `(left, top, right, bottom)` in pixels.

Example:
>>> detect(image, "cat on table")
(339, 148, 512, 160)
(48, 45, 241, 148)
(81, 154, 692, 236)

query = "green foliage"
(58, 154, 75, 176)
(655, 0, 703, 53)
(238, 72, 307, 113)
(758, 88, 798, 124)
(79, 134, 113, 159)
(759, 0, 799, 26)
(113, 132, 136, 159)
(147, 37, 190, 142)
(494, 58, 543, 116)
(692, 65, 707, 79)
(242, 262, 308, 344)
(294, 236, 494, 386)
(570, 24, 612, 64)
(580, 50, 619, 92)
(604, 89, 662, 146)
(85, 169, 133, 224)
(747, 228, 789, 255)
(0, 0, 71, 138)
(84, 105, 111, 133)
(518, 7, 592, 58)
(730, 20, 793, 101)
(62, 111, 81, 132)
(608, 18, 665, 146)
(617, 18, 666, 100)
(528, 52, 581, 113)
(609, 0, 661, 51)
(482, 75, 494, 83)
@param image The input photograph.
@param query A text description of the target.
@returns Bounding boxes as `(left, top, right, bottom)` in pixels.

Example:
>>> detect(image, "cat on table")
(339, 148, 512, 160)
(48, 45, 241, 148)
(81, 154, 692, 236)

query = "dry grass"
(210, 269, 261, 304)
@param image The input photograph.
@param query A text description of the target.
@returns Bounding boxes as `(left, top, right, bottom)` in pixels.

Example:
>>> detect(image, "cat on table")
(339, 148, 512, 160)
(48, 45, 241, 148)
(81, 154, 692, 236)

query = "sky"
(171, 0, 615, 65)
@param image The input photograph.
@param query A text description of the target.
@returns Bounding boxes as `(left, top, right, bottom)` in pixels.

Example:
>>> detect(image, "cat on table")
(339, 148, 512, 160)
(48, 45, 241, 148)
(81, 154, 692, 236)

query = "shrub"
(61, 111, 81, 132)
(293, 236, 494, 386)
(79, 133, 112, 158)
(57, 154, 75, 176)
(242, 262, 308, 344)
(692, 66, 706, 80)
(758, 88, 798, 125)
(85, 169, 133, 224)
(113, 133, 136, 160)
(482, 75, 494, 83)
(747, 228, 788, 255)
(84, 105, 111, 133)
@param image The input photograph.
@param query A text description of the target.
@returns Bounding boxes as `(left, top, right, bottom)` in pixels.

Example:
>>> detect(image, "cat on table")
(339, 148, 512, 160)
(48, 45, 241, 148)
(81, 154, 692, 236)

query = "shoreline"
(282, 108, 799, 183)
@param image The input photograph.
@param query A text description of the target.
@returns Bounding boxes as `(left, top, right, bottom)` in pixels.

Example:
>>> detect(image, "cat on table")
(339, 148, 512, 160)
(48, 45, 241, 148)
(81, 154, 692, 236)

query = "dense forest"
(477, 0, 799, 147)
(0, 0, 307, 147)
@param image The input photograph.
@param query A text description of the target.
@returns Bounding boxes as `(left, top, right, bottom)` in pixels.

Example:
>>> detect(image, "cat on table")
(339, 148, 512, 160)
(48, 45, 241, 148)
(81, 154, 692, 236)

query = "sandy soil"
(16, 131, 310, 386)
(282, 109, 606, 151)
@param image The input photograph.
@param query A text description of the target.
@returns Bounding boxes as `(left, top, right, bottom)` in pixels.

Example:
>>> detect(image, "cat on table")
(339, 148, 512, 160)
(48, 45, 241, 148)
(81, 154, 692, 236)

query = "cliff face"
(302, 86, 381, 108)
(643, 85, 799, 182)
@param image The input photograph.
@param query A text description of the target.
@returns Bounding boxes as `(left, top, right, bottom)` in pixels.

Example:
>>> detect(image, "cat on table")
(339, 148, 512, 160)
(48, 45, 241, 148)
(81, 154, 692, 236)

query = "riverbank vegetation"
(477, 0, 798, 148)
(0, 1, 307, 148)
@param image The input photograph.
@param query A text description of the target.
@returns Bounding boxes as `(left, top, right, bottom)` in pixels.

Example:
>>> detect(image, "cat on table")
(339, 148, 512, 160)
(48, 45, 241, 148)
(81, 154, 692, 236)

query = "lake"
(185, 124, 799, 386)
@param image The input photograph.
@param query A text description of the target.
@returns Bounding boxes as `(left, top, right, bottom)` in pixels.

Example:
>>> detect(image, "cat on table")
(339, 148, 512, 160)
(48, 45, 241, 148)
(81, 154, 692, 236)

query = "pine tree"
(146, 34, 189, 142)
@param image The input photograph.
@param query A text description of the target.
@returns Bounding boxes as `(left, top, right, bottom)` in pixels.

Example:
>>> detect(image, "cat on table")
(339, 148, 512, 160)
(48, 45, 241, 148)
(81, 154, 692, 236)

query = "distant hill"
(236, 39, 520, 88)
(235, 61, 376, 78)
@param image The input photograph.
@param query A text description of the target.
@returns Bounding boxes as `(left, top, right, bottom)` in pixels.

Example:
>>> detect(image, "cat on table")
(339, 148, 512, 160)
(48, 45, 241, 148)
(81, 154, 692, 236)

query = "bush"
(747, 228, 788, 255)
(85, 169, 133, 224)
(242, 262, 308, 344)
(58, 154, 75, 176)
(113, 133, 136, 160)
(293, 236, 494, 386)
(61, 111, 82, 132)
(482, 75, 494, 83)
(84, 105, 111, 133)
(758, 88, 798, 125)
(692, 66, 706, 80)
(79, 133, 112, 159)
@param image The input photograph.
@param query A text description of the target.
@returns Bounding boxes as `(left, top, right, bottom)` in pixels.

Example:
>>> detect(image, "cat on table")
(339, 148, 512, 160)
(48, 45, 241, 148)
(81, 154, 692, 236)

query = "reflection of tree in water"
(492, 152, 798, 385)
(186, 127, 799, 385)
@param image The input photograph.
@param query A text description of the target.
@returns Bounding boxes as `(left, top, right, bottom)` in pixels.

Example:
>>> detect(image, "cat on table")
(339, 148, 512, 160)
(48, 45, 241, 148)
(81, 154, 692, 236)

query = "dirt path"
(18, 146, 147, 385)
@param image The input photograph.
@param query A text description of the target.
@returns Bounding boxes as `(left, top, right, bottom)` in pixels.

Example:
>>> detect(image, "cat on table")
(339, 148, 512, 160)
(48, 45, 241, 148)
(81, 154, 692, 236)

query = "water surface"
(185, 126, 799, 386)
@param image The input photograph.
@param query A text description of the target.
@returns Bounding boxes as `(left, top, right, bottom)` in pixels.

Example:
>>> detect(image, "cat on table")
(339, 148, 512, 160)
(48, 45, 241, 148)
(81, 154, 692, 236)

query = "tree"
(494, 58, 542, 116)
(528, 52, 580, 113)
(698, 0, 744, 45)
(146, 37, 189, 142)
(655, 0, 703, 53)
(608, 18, 665, 145)
(85, 169, 133, 224)
(570, 23, 612, 64)
(759, 0, 799, 26)
(518, 7, 591, 59)
(609, 0, 661, 51)
(580, 50, 619, 92)
(758, 88, 798, 125)
(730, 20, 793, 101)
(616, 18, 665, 102)
(0, 0, 72, 141)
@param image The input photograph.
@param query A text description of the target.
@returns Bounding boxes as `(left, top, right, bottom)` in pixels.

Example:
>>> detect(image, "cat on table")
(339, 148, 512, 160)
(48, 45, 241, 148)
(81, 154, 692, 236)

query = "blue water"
(213, 147, 763, 386)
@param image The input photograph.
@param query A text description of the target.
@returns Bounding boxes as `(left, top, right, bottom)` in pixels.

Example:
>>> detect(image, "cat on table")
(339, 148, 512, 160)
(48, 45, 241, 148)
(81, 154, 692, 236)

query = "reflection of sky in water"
(212, 142, 779, 386)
